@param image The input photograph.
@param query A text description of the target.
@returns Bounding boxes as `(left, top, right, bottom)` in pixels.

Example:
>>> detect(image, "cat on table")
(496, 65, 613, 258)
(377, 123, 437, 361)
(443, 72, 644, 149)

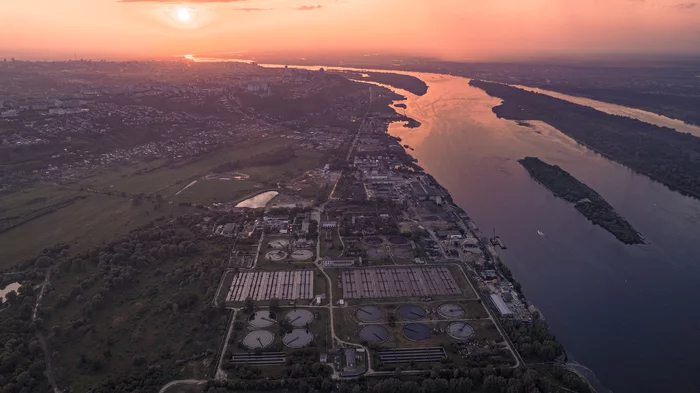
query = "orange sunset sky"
(1, 0, 699, 60)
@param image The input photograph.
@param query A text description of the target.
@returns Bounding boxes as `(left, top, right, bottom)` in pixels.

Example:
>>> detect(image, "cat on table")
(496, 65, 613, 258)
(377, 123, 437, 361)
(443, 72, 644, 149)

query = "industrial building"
(490, 293, 513, 318)
(322, 258, 356, 268)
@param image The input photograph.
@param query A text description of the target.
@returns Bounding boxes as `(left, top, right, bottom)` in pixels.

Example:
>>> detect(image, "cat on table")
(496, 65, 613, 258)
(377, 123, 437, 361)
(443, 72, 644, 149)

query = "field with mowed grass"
(78, 136, 297, 196)
(0, 189, 200, 268)
(170, 179, 265, 205)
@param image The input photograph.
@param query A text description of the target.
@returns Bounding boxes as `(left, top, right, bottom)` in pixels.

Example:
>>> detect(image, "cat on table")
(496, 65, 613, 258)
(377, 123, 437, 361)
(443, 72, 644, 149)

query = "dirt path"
(34, 269, 62, 393)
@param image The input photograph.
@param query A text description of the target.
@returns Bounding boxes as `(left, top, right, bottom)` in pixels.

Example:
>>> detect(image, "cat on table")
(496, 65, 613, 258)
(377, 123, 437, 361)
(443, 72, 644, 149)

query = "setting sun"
(174, 7, 195, 24)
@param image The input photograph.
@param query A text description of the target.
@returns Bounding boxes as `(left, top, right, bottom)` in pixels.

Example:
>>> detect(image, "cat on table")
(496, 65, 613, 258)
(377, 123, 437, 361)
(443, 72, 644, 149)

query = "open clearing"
(0, 192, 197, 268)
(78, 137, 296, 196)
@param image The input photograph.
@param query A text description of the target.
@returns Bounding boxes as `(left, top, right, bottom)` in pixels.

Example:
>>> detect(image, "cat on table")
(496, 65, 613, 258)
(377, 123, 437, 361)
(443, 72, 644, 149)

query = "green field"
(78, 137, 297, 196)
(171, 179, 265, 205)
(0, 189, 198, 268)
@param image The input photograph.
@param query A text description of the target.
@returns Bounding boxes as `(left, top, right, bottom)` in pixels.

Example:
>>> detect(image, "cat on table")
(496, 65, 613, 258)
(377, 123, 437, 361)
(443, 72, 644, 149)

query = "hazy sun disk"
(175, 7, 195, 23)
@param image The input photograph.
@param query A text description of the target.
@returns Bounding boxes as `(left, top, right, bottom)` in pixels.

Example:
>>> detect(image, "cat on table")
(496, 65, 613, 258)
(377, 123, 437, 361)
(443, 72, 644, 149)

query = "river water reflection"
(386, 74, 700, 393)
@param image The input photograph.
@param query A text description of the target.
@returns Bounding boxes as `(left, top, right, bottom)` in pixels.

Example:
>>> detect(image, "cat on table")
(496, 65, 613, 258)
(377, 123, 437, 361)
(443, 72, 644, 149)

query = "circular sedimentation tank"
(249, 310, 277, 328)
(286, 309, 315, 327)
(364, 236, 384, 246)
(268, 239, 289, 249)
(438, 303, 466, 319)
(242, 330, 274, 349)
(356, 305, 385, 323)
(397, 304, 426, 321)
(366, 247, 387, 259)
(403, 323, 433, 342)
(291, 250, 313, 261)
(393, 245, 413, 258)
(265, 250, 288, 261)
(359, 324, 390, 343)
(283, 328, 313, 348)
(447, 322, 475, 340)
(387, 236, 409, 245)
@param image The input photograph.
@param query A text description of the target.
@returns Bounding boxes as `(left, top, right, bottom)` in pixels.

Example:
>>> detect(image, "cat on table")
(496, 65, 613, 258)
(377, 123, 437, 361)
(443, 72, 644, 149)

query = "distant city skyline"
(1, 0, 700, 61)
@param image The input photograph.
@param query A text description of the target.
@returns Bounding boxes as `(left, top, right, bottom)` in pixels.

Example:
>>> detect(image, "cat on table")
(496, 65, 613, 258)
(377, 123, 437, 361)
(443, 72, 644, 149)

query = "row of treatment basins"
(357, 304, 476, 342)
(241, 304, 476, 350)
(243, 309, 317, 349)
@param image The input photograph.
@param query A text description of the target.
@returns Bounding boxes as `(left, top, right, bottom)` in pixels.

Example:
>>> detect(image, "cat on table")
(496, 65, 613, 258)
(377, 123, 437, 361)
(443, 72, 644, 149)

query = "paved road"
(215, 308, 240, 380)
(344, 88, 372, 162)
(312, 182, 377, 377)
(250, 232, 265, 270)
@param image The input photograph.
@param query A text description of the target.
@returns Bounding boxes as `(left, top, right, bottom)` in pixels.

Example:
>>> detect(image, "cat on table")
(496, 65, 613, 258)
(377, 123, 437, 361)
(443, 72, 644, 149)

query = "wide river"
(204, 59, 700, 392)
(385, 73, 700, 393)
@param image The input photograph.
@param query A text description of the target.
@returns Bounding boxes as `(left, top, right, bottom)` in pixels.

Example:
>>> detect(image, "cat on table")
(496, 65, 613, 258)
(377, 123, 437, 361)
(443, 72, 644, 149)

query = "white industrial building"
(490, 293, 513, 318)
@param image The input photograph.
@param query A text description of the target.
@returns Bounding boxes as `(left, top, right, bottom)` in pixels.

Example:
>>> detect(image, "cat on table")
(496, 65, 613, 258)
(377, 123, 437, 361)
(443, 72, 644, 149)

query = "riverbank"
(518, 157, 643, 245)
(338, 67, 700, 393)
(376, 93, 594, 392)
(468, 79, 700, 201)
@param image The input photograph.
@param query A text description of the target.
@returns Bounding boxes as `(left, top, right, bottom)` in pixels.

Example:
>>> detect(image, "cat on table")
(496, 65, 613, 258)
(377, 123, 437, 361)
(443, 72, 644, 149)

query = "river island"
(519, 157, 644, 244)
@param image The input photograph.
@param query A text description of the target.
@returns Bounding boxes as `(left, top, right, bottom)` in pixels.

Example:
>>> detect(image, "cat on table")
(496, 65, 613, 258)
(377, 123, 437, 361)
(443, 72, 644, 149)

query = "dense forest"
(0, 214, 243, 392)
(518, 157, 643, 244)
(0, 278, 51, 393)
(469, 80, 700, 200)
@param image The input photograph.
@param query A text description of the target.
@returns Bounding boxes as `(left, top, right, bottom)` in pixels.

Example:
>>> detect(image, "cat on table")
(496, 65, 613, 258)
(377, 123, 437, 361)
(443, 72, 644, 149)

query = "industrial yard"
(198, 68, 541, 383)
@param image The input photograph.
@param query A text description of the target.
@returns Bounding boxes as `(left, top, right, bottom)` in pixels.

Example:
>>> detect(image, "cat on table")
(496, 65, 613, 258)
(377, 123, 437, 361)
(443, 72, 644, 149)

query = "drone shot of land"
(0, 61, 592, 393)
(5, 0, 700, 391)
(518, 157, 643, 244)
(469, 79, 700, 200)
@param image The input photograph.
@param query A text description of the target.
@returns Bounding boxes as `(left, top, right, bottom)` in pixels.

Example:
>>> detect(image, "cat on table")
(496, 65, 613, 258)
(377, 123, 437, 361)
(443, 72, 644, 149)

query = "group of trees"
(205, 362, 590, 393)
(518, 157, 643, 244)
(14, 214, 234, 391)
(0, 301, 50, 393)
(502, 320, 564, 363)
